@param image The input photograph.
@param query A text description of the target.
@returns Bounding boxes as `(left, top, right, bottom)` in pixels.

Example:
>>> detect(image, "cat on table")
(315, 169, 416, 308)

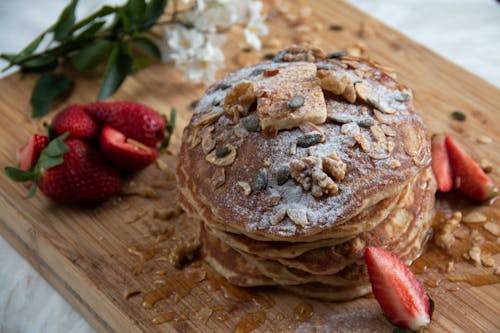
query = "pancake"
(177, 46, 431, 241)
(177, 45, 436, 301)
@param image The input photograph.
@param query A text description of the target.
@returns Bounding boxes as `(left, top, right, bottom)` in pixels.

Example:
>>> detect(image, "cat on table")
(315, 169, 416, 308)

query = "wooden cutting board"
(1, 1, 499, 332)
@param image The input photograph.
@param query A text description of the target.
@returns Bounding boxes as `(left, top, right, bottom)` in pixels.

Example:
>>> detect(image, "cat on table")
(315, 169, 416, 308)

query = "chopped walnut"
(446, 261, 455, 273)
(389, 159, 401, 168)
(434, 211, 462, 249)
(275, 44, 326, 62)
(341, 77, 357, 103)
(482, 256, 495, 268)
(121, 181, 157, 198)
(169, 237, 201, 268)
(317, 70, 346, 95)
(479, 158, 493, 173)
(289, 154, 346, 198)
(224, 82, 256, 122)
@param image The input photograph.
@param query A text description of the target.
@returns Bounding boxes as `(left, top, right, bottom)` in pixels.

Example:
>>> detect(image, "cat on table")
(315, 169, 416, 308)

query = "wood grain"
(1, 1, 499, 332)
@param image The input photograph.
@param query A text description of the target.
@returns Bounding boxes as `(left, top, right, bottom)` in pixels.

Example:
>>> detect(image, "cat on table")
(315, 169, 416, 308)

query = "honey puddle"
(294, 302, 313, 322)
(234, 311, 266, 333)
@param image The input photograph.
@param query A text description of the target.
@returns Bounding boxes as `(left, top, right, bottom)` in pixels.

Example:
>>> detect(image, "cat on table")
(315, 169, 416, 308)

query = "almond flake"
(468, 246, 481, 266)
(286, 208, 309, 227)
(476, 135, 492, 144)
(482, 256, 495, 268)
(484, 222, 500, 236)
(462, 211, 487, 224)
(237, 181, 252, 196)
(270, 208, 287, 225)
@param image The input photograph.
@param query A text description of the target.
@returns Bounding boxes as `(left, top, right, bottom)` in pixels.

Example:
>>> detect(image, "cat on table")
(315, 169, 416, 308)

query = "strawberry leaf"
(5, 167, 35, 182)
(26, 184, 38, 199)
(31, 73, 72, 118)
(98, 43, 133, 101)
(71, 40, 113, 72)
(53, 0, 78, 42)
(160, 107, 176, 150)
(35, 132, 69, 174)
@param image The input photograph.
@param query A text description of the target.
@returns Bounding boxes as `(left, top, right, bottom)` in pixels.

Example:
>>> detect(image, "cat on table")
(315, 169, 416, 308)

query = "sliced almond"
(462, 211, 487, 224)
(206, 144, 237, 166)
(484, 222, 500, 236)
(286, 208, 309, 227)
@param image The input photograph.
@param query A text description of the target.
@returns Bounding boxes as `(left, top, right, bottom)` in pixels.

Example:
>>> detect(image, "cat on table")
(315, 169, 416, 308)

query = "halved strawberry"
(445, 135, 498, 201)
(364, 247, 431, 331)
(99, 125, 158, 173)
(86, 102, 166, 147)
(16, 134, 49, 171)
(51, 105, 101, 142)
(431, 134, 453, 192)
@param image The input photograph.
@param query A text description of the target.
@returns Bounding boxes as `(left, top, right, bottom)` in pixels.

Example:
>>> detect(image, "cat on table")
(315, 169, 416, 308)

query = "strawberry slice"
(364, 247, 431, 331)
(16, 134, 49, 171)
(86, 102, 166, 147)
(445, 135, 498, 201)
(431, 134, 453, 192)
(51, 105, 101, 142)
(99, 125, 158, 173)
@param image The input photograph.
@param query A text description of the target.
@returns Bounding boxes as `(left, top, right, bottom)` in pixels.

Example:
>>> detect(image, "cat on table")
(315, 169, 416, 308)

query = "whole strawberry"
(86, 102, 166, 147)
(6, 133, 120, 203)
(51, 105, 101, 142)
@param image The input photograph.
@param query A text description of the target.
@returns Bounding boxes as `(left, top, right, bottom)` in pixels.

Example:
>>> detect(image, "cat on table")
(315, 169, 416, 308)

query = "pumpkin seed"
(394, 91, 411, 102)
(451, 111, 466, 122)
(275, 165, 290, 185)
(217, 82, 232, 90)
(273, 50, 287, 62)
(357, 118, 374, 127)
(287, 95, 305, 110)
(296, 132, 323, 147)
(250, 68, 265, 77)
(326, 50, 347, 58)
(240, 114, 261, 132)
(215, 146, 231, 158)
(252, 168, 268, 192)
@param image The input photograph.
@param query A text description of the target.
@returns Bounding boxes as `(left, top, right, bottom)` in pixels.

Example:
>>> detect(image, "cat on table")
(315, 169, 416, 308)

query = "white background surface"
(0, 1, 499, 332)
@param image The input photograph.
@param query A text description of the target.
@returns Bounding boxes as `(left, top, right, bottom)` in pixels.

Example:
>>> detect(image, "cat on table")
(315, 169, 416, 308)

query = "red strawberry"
(445, 136, 498, 201)
(51, 105, 101, 142)
(86, 102, 165, 147)
(99, 125, 158, 172)
(38, 139, 120, 203)
(364, 247, 431, 331)
(431, 134, 453, 192)
(16, 134, 49, 171)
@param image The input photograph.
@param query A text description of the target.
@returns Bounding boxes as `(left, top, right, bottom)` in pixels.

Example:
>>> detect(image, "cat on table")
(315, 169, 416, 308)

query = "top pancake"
(177, 45, 432, 241)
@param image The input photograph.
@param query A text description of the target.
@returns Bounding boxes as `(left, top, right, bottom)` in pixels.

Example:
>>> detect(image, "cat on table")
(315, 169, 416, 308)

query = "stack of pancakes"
(177, 45, 436, 300)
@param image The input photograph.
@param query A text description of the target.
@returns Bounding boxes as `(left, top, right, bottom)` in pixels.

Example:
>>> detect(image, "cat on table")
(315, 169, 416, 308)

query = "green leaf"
(98, 43, 133, 101)
(70, 6, 115, 33)
(43, 132, 70, 157)
(142, 0, 167, 29)
(30, 73, 72, 118)
(5, 167, 35, 182)
(35, 132, 69, 173)
(54, 0, 79, 41)
(132, 37, 161, 59)
(127, 0, 147, 25)
(21, 54, 58, 71)
(74, 20, 106, 38)
(160, 108, 176, 150)
(392, 328, 416, 333)
(132, 57, 156, 72)
(71, 40, 113, 72)
(26, 183, 38, 199)
(115, 7, 132, 33)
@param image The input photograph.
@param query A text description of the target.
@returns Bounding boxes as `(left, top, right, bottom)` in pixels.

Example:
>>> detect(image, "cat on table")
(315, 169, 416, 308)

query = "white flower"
(163, 25, 204, 62)
(183, 33, 226, 83)
(243, 1, 268, 49)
